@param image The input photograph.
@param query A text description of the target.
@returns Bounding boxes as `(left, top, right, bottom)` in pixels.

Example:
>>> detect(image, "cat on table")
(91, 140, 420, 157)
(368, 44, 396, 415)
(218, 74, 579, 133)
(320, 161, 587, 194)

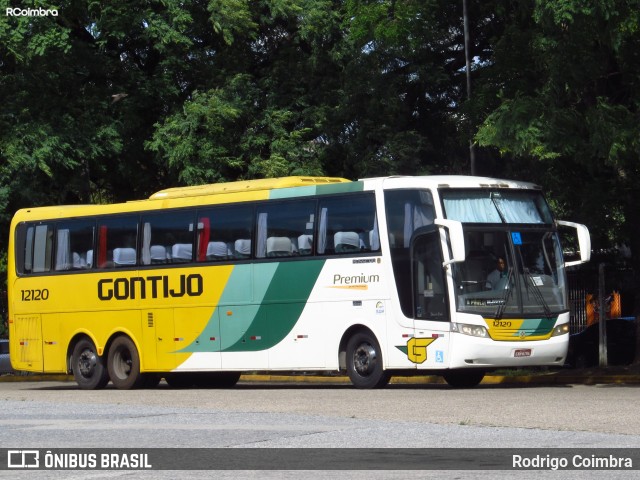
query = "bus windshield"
(442, 189, 554, 224)
(451, 228, 567, 317)
(440, 188, 565, 317)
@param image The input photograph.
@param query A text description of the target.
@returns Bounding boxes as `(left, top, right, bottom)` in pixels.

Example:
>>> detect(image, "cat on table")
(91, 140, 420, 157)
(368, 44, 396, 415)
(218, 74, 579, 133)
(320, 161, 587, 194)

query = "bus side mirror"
(434, 219, 466, 266)
(556, 220, 591, 267)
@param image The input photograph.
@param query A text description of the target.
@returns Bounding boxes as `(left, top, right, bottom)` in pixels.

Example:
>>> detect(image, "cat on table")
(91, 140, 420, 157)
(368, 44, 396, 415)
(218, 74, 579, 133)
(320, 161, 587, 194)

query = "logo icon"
(8, 450, 40, 469)
(406, 337, 436, 364)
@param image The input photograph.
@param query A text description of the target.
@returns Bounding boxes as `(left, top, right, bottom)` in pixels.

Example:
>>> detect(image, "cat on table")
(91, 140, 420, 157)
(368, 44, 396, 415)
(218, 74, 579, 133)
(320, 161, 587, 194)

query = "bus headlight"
(451, 323, 488, 338)
(551, 323, 570, 337)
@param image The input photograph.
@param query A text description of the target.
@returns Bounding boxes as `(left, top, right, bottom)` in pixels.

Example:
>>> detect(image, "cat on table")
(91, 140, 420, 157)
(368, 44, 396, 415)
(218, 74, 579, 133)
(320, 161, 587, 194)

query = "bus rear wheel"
(442, 370, 485, 388)
(346, 332, 390, 389)
(107, 336, 142, 390)
(71, 338, 109, 390)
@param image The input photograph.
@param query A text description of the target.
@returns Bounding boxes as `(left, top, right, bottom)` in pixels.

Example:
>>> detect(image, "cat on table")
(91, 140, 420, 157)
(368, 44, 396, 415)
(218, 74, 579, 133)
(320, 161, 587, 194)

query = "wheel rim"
(77, 349, 97, 379)
(353, 342, 377, 376)
(112, 347, 132, 380)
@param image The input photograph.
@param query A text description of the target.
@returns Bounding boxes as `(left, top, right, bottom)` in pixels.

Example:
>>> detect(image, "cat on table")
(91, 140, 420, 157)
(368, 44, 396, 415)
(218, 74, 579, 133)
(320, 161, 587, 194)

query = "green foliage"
(475, 0, 640, 255)
(208, 0, 258, 44)
(1, 0, 639, 277)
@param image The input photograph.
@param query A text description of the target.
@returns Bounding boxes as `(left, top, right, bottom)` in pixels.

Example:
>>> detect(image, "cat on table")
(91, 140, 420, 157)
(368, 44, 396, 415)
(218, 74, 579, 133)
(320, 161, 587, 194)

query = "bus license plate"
(514, 349, 532, 358)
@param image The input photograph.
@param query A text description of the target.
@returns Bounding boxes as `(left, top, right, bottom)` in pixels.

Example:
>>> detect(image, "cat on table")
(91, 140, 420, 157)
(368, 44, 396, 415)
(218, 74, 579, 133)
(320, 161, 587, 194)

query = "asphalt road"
(1, 379, 639, 479)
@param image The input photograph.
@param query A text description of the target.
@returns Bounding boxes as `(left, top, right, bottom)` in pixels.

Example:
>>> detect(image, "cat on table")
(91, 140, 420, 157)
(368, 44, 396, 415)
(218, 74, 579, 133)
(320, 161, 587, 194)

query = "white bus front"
(384, 181, 590, 387)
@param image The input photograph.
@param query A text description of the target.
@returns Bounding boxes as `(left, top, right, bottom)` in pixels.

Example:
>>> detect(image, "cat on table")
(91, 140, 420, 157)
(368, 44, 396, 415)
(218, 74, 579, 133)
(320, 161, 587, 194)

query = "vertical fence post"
(598, 263, 608, 367)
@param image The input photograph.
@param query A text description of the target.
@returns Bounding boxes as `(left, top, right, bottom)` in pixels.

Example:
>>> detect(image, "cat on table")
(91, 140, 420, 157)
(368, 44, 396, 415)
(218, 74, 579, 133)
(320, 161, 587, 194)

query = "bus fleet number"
(493, 320, 512, 328)
(21, 289, 50, 301)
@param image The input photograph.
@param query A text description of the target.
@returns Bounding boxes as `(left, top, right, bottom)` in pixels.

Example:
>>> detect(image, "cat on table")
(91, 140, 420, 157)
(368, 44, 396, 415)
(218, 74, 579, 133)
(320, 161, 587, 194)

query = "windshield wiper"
(514, 246, 553, 321)
(494, 268, 514, 320)
(522, 268, 553, 320)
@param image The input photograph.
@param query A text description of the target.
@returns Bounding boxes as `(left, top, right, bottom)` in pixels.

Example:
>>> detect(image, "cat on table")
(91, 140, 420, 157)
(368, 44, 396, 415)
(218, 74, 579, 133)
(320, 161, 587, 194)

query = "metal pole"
(598, 263, 608, 367)
(463, 0, 476, 175)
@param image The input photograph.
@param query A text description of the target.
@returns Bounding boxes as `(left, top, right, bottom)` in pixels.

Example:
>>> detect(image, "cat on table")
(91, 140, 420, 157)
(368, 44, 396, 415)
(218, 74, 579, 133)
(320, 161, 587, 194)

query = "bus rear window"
(21, 224, 54, 274)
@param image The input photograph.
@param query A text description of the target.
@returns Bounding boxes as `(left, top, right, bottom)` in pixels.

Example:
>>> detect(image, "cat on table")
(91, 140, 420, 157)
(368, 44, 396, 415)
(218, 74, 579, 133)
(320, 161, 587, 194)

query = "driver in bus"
(486, 257, 507, 290)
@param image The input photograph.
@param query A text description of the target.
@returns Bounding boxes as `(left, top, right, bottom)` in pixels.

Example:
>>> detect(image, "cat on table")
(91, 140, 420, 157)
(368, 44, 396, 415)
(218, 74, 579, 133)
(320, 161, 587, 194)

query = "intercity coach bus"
(8, 175, 590, 389)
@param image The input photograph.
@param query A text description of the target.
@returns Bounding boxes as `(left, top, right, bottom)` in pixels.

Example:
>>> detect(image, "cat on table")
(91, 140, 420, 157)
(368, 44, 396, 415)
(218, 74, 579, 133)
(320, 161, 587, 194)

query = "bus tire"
(71, 338, 109, 390)
(107, 336, 142, 390)
(443, 370, 485, 388)
(346, 331, 390, 389)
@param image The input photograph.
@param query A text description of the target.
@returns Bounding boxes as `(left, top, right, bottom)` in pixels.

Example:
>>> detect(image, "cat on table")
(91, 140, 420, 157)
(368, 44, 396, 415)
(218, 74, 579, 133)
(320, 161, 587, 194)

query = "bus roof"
(11, 175, 543, 223)
(368, 175, 541, 191)
(149, 176, 351, 200)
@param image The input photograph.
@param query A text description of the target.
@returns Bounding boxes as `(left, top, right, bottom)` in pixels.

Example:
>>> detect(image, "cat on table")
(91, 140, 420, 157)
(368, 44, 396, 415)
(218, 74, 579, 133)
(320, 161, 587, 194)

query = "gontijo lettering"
(98, 274, 203, 300)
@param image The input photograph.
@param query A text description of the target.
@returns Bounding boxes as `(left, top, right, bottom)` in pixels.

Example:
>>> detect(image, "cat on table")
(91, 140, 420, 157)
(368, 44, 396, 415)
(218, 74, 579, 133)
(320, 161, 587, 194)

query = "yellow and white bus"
(8, 175, 590, 389)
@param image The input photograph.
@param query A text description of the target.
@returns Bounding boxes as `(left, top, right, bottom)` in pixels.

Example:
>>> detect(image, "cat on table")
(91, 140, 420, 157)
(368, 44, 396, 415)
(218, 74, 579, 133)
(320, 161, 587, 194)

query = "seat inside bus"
(113, 247, 137, 266)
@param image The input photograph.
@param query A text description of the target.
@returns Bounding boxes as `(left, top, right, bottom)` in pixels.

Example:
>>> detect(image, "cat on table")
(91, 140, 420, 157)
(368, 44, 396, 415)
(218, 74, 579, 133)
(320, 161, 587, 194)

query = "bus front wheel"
(346, 332, 390, 389)
(71, 338, 109, 390)
(107, 336, 142, 390)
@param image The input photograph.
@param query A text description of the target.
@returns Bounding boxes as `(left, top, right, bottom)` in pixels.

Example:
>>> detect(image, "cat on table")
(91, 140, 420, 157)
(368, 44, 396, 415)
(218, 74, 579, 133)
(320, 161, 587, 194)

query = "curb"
(2, 373, 640, 385)
(239, 373, 640, 386)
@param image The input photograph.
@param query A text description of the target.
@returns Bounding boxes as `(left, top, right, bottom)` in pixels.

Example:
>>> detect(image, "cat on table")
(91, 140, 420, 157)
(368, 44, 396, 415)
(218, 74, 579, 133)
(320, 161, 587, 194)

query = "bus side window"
(384, 189, 436, 318)
(54, 221, 95, 271)
(97, 216, 139, 268)
(317, 194, 379, 255)
(141, 211, 196, 265)
(197, 204, 255, 262)
(255, 201, 315, 259)
(413, 232, 447, 320)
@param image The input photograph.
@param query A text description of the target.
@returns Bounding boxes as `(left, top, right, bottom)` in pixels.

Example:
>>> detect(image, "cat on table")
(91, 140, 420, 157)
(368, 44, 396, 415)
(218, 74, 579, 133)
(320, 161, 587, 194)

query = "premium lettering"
(333, 273, 380, 285)
(98, 274, 203, 300)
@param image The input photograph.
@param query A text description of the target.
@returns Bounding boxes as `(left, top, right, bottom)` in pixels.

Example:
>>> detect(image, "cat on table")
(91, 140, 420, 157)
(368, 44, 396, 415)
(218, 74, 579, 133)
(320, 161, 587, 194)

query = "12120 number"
(21, 289, 50, 301)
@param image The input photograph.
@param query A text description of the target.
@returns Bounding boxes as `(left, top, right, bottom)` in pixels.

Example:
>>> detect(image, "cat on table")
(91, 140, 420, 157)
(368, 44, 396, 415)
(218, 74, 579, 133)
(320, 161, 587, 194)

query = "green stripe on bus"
(518, 317, 556, 337)
(182, 260, 325, 353)
(222, 259, 326, 352)
(269, 181, 364, 199)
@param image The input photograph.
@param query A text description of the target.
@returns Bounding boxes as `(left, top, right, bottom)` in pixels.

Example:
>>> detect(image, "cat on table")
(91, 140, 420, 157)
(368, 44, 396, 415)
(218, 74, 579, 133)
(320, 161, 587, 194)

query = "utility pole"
(463, 0, 476, 175)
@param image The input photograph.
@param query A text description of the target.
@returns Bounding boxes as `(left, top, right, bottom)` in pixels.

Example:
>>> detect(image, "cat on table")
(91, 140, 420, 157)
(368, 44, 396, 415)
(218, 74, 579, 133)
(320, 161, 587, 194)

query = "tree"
(474, 0, 640, 363)
(0, 0, 216, 281)
(148, 1, 343, 183)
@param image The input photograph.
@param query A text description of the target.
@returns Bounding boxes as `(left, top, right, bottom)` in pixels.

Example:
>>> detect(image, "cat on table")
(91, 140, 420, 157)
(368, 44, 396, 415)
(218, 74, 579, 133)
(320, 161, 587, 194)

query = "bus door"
(410, 230, 451, 368)
(141, 309, 175, 371)
(11, 313, 43, 372)
(41, 313, 64, 371)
